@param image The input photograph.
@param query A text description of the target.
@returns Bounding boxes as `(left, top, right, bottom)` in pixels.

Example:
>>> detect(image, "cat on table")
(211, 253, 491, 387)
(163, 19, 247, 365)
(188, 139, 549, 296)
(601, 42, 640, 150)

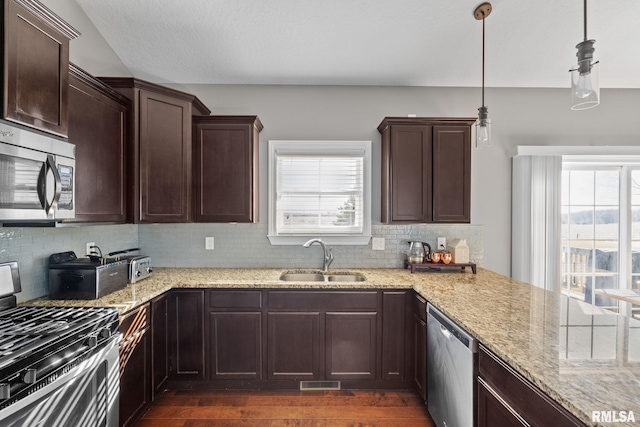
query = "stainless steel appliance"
(427, 303, 477, 427)
(48, 251, 128, 300)
(106, 248, 153, 284)
(0, 121, 75, 221)
(0, 261, 120, 427)
(127, 256, 152, 283)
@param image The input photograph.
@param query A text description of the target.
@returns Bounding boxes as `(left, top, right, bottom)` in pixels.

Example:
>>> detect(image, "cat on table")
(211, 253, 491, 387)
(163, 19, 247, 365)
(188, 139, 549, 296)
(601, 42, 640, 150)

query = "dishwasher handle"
(427, 302, 477, 352)
(440, 323, 453, 340)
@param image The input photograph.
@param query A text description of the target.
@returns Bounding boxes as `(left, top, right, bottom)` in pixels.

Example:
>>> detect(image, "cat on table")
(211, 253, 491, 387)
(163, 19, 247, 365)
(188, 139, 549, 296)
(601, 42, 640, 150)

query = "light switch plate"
(372, 237, 385, 250)
(205, 237, 214, 250)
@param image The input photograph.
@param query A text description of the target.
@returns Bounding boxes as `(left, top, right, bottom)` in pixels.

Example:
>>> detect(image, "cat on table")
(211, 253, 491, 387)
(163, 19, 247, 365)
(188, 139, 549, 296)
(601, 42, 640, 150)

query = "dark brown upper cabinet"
(68, 64, 128, 223)
(192, 116, 262, 223)
(378, 117, 475, 224)
(98, 78, 210, 223)
(3, 0, 78, 136)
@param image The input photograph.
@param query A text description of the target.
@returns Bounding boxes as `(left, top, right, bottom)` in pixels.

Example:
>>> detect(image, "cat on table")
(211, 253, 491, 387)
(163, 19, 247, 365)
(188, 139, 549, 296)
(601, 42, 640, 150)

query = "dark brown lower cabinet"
(478, 344, 585, 427)
(119, 303, 151, 427)
(267, 311, 320, 380)
(170, 290, 205, 380)
(209, 312, 262, 380)
(151, 292, 169, 398)
(325, 312, 377, 380)
(412, 292, 427, 401)
(381, 291, 409, 381)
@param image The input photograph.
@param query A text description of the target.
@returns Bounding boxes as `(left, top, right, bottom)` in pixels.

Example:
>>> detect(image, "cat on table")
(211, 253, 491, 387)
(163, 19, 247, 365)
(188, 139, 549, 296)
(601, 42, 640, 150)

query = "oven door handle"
(37, 155, 62, 215)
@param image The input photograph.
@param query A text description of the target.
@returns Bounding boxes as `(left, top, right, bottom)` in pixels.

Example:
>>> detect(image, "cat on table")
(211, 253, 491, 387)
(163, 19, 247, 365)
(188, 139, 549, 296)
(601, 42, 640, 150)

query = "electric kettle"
(407, 241, 432, 263)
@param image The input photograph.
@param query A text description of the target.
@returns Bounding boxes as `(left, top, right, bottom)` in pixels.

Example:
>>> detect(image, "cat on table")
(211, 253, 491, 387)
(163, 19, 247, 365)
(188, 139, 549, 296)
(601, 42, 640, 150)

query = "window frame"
(267, 140, 372, 246)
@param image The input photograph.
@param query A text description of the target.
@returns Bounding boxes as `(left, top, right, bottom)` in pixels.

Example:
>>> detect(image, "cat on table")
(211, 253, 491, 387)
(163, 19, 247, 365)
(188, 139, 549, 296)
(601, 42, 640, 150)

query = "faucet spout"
(303, 238, 334, 272)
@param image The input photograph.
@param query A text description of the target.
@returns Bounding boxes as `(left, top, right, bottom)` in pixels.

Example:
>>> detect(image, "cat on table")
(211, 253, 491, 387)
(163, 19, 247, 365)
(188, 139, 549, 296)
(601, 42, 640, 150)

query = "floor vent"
(299, 381, 341, 391)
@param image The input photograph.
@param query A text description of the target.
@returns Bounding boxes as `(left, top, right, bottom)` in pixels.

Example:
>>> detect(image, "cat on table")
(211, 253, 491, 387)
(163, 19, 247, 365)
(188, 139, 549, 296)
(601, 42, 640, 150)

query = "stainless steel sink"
(326, 274, 366, 282)
(279, 272, 366, 282)
(279, 273, 325, 282)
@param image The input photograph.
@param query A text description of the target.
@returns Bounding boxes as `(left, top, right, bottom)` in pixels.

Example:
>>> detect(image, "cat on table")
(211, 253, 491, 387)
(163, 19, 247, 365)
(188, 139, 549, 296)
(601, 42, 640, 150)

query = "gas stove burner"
(5, 318, 70, 336)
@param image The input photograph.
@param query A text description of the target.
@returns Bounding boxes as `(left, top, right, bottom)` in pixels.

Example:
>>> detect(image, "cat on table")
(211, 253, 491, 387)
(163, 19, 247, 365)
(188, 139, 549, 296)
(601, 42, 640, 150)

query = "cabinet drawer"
(267, 291, 377, 310)
(478, 345, 584, 427)
(120, 303, 150, 339)
(209, 290, 263, 309)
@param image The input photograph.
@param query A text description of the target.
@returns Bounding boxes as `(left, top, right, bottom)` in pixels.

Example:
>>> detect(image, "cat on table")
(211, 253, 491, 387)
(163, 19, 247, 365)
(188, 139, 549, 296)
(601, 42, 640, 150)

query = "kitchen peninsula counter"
(27, 267, 640, 426)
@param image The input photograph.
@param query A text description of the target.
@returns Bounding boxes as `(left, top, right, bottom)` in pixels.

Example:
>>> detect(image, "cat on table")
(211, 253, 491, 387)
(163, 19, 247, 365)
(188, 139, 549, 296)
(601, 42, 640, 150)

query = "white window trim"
(267, 140, 372, 246)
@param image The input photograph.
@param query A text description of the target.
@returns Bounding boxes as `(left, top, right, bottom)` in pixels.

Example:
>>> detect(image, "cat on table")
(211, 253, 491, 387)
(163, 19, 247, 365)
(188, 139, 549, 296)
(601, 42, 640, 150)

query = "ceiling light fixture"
(474, 2, 492, 148)
(570, 0, 599, 110)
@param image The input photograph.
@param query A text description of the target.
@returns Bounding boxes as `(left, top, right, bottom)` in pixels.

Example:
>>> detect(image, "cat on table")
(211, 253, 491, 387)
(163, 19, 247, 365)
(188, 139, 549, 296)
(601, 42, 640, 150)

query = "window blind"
(275, 154, 364, 234)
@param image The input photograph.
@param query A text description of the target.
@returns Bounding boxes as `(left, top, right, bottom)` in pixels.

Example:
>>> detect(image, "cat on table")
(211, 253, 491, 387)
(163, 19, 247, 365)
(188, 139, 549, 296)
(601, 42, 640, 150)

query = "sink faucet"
(303, 238, 334, 272)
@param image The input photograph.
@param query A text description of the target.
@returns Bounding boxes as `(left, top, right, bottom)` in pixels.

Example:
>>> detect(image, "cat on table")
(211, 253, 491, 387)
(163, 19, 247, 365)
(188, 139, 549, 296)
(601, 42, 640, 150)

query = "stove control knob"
(147, 267, 153, 273)
(99, 327, 111, 339)
(86, 335, 98, 348)
(136, 271, 142, 277)
(0, 383, 10, 400)
(23, 368, 37, 384)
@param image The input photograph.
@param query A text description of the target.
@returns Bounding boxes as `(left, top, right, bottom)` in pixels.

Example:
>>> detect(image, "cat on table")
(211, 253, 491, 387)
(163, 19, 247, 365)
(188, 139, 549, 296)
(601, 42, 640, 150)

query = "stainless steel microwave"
(0, 121, 75, 221)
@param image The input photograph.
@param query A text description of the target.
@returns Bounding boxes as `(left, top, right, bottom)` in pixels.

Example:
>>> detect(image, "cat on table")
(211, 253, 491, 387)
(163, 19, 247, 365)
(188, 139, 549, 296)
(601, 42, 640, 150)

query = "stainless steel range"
(0, 261, 120, 427)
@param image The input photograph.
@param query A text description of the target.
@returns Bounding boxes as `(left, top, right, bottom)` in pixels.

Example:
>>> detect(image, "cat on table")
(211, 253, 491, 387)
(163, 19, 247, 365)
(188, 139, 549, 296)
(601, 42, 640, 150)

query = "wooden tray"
(404, 259, 476, 274)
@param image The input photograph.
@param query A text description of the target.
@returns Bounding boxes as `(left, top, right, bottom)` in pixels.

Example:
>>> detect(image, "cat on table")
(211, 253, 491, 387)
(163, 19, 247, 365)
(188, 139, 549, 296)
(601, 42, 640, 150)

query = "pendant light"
(474, 2, 492, 148)
(570, 0, 599, 110)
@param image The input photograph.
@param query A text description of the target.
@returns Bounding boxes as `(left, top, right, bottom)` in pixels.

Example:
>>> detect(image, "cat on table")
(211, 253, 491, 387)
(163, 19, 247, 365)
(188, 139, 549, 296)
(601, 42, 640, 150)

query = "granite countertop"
(27, 267, 640, 426)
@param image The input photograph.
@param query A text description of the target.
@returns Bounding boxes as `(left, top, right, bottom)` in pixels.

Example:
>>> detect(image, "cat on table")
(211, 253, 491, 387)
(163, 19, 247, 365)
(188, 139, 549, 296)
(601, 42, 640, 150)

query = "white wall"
(42, 1, 640, 277)
(40, 0, 131, 76)
(162, 84, 639, 276)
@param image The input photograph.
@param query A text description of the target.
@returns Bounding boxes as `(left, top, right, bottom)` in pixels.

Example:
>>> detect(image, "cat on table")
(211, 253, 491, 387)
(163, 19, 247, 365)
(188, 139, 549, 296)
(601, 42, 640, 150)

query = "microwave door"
(0, 144, 49, 220)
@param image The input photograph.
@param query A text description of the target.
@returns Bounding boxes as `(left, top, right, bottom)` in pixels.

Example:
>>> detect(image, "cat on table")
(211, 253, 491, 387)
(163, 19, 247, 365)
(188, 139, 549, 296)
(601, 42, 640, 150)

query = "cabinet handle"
(478, 377, 530, 426)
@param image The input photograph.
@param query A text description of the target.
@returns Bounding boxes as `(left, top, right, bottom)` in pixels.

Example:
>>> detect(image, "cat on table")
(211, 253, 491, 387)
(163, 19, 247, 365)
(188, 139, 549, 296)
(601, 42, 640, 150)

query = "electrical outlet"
(372, 237, 385, 250)
(205, 237, 214, 250)
(437, 237, 446, 250)
(86, 242, 95, 256)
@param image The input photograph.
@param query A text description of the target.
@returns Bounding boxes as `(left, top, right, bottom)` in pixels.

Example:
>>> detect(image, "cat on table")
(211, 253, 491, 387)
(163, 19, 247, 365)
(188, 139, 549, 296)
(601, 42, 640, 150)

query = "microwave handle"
(37, 155, 62, 215)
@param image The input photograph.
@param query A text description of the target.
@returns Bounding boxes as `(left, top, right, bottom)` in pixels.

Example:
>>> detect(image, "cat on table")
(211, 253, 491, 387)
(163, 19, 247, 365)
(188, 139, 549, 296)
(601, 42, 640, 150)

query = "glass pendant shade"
(475, 118, 491, 148)
(570, 59, 599, 110)
(476, 105, 490, 148)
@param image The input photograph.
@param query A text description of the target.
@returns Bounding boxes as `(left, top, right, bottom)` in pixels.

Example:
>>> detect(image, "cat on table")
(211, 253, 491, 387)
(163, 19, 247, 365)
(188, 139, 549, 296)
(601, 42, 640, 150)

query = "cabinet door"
(3, 0, 74, 136)
(267, 312, 320, 380)
(325, 312, 377, 380)
(151, 293, 169, 398)
(170, 290, 205, 379)
(68, 66, 127, 222)
(389, 125, 432, 222)
(432, 125, 471, 223)
(139, 90, 191, 222)
(382, 291, 407, 380)
(209, 312, 262, 380)
(412, 294, 428, 401)
(194, 117, 261, 223)
(119, 304, 151, 427)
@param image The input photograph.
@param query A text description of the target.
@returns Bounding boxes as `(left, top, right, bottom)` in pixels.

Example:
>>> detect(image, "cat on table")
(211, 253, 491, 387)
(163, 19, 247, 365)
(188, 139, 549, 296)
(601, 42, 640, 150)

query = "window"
(268, 140, 371, 245)
(561, 159, 640, 318)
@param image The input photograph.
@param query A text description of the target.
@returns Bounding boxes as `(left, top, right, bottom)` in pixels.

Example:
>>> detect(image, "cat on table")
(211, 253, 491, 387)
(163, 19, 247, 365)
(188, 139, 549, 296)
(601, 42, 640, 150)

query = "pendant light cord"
(583, 0, 587, 41)
(481, 12, 485, 108)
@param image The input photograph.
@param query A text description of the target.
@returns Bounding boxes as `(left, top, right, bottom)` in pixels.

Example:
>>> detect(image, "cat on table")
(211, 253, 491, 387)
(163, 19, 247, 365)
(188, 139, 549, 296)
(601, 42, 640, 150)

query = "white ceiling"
(75, 0, 640, 88)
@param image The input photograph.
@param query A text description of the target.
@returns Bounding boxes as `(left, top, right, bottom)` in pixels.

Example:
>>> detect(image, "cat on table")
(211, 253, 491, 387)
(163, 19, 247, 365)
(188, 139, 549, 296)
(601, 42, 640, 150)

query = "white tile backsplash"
(0, 222, 483, 302)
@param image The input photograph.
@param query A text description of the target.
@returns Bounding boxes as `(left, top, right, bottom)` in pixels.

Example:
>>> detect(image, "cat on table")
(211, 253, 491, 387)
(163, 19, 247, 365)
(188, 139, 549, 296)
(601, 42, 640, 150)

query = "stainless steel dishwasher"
(427, 303, 477, 427)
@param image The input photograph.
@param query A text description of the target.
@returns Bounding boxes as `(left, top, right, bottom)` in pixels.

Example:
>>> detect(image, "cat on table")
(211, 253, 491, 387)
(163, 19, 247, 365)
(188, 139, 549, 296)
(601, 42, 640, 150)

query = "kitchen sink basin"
(279, 272, 366, 282)
(326, 274, 366, 282)
(279, 273, 325, 282)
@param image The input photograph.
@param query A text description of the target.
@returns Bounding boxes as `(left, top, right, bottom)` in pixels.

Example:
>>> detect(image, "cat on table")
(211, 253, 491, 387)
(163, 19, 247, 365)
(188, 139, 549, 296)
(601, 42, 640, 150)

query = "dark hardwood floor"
(136, 389, 436, 427)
